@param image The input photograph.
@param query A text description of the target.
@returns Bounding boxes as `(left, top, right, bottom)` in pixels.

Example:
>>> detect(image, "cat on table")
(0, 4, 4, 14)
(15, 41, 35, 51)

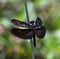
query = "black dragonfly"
(11, 17, 46, 47)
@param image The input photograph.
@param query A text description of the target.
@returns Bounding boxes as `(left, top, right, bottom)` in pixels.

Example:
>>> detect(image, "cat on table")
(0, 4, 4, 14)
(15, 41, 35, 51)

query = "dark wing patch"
(11, 28, 33, 39)
(35, 17, 42, 27)
(36, 26, 46, 38)
(11, 19, 31, 28)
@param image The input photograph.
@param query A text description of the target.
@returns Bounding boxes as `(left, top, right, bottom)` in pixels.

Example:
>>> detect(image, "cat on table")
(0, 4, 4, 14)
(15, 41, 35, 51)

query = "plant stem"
(24, 0, 29, 22)
(30, 39, 35, 59)
(24, 0, 35, 59)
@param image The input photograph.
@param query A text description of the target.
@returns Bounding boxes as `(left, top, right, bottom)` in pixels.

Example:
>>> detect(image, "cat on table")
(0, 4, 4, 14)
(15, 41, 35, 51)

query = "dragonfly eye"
(30, 21, 34, 25)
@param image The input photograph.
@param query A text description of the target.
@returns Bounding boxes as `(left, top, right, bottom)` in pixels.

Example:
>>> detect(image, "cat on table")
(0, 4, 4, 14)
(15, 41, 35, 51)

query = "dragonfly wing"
(11, 19, 31, 28)
(11, 28, 33, 39)
(36, 26, 46, 38)
(35, 17, 42, 27)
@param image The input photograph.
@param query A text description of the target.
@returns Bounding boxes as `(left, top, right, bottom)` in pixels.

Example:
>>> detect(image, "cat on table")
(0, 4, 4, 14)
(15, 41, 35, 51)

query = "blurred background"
(0, 0, 60, 59)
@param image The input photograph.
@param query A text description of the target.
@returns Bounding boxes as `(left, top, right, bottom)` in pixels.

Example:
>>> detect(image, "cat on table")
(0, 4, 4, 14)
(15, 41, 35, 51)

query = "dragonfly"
(11, 17, 46, 47)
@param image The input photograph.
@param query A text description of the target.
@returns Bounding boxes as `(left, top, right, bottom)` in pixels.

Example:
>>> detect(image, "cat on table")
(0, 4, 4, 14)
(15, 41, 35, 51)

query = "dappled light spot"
(0, 24, 6, 35)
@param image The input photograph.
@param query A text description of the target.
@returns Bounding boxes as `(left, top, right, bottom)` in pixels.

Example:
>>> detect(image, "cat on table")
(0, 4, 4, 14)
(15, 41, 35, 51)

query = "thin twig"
(24, 0, 29, 22)
(30, 39, 35, 59)
(24, 0, 35, 59)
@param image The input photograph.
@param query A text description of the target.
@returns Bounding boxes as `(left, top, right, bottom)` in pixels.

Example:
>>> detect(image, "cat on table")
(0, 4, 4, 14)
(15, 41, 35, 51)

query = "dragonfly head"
(29, 21, 34, 25)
